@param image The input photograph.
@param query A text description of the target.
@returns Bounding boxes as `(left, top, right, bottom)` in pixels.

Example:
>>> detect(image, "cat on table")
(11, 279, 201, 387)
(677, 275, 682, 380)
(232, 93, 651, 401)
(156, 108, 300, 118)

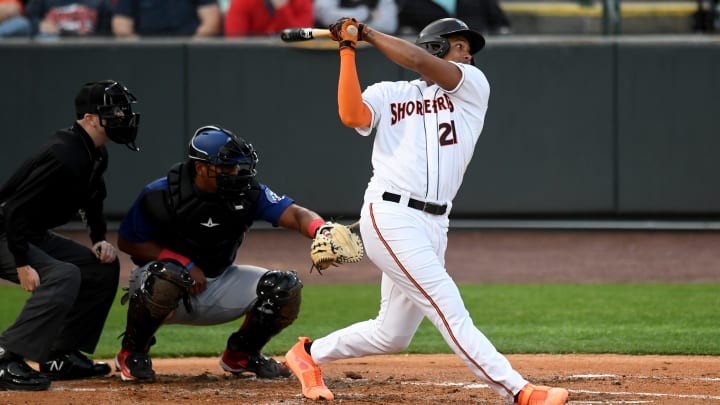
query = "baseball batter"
(284, 18, 569, 405)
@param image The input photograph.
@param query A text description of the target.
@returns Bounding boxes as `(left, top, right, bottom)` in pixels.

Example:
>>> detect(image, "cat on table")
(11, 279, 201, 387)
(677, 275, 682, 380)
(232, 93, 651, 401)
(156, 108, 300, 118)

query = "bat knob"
(280, 29, 300, 41)
(347, 25, 358, 37)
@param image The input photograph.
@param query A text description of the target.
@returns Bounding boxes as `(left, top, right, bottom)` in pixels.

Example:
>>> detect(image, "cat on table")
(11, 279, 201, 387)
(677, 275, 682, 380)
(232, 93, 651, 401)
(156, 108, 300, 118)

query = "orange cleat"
(284, 337, 334, 400)
(516, 383, 568, 405)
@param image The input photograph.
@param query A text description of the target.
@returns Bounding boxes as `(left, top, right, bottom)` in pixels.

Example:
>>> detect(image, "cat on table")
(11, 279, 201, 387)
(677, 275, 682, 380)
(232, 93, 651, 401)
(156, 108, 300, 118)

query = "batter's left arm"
(363, 27, 462, 90)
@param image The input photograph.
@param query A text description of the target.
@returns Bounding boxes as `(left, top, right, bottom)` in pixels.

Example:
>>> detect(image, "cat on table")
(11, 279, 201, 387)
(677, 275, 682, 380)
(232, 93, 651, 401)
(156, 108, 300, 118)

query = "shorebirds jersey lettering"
(356, 62, 490, 202)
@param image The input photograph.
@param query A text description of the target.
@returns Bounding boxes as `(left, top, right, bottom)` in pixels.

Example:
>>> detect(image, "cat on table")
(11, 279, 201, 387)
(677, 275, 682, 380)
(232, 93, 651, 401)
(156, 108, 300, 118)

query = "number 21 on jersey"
(439, 120, 458, 146)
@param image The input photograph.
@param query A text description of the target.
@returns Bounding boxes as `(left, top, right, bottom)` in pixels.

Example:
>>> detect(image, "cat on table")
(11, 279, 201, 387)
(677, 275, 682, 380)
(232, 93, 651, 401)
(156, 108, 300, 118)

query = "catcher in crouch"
(114, 125, 359, 381)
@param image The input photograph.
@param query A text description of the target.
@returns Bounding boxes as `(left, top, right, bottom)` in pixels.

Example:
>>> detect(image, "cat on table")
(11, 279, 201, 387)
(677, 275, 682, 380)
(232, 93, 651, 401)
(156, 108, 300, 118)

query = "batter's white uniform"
(310, 62, 529, 401)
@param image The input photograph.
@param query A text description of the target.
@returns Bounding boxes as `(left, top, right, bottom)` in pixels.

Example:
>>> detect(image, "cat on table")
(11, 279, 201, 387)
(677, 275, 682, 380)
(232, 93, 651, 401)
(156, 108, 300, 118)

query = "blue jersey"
(119, 177, 294, 244)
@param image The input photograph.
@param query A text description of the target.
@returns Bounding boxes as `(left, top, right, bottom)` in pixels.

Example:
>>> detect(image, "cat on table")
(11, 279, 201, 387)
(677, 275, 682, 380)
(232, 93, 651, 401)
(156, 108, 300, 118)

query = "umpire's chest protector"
(141, 163, 258, 277)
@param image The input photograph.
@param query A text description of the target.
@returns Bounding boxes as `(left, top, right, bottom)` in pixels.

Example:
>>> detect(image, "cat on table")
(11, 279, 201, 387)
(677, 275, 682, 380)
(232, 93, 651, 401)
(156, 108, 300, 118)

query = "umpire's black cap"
(74, 79, 135, 119)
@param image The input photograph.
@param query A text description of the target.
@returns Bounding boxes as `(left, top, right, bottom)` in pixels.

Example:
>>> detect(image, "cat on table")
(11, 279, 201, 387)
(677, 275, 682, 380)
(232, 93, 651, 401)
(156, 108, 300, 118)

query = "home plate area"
(3, 354, 717, 404)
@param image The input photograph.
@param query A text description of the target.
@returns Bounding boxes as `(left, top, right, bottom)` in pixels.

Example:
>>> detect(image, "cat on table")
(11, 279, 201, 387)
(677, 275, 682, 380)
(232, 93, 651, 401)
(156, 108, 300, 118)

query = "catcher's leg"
(220, 270, 302, 378)
(115, 260, 193, 382)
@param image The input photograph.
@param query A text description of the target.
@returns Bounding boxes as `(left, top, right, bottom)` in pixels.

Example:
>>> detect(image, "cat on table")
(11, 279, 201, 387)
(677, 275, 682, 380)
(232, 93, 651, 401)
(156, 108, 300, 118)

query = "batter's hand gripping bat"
(280, 26, 358, 42)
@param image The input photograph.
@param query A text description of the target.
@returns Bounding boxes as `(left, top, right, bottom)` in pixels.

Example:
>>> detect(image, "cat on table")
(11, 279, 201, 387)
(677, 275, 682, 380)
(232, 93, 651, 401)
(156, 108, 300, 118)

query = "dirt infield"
(2, 228, 719, 403)
(7, 354, 720, 404)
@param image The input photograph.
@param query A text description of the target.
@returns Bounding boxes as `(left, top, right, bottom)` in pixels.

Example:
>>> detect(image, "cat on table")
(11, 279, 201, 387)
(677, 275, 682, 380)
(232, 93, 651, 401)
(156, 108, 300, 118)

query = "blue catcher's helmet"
(188, 125, 258, 175)
(188, 126, 259, 208)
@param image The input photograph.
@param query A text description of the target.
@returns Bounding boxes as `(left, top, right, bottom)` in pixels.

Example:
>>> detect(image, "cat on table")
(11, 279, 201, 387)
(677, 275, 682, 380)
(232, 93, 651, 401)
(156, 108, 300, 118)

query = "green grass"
(0, 284, 717, 359)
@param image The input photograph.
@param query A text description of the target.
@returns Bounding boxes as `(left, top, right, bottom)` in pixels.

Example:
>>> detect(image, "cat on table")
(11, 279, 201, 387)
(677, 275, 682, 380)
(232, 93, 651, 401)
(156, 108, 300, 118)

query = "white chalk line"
(401, 377, 720, 401)
(570, 388, 720, 400)
(572, 373, 720, 382)
(568, 400, 655, 405)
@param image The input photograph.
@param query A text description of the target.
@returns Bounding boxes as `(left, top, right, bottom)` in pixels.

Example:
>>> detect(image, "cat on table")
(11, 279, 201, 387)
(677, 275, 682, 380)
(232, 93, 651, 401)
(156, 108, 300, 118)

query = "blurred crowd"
(0, 0, 512, 39)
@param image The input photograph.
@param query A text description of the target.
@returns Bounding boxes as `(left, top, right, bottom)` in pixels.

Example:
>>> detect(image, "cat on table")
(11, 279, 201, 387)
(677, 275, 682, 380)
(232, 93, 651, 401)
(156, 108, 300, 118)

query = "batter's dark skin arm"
(362, 28, 466, 90)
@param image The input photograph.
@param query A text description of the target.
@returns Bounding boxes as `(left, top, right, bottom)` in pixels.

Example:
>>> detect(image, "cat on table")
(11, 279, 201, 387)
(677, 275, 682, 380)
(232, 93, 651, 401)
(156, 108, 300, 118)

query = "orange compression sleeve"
(338, 48, 372, 128)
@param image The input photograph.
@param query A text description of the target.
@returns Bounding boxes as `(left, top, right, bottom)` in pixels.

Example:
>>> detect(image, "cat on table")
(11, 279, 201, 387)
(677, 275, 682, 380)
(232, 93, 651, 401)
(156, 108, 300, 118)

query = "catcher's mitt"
(310, 221, 364, 273)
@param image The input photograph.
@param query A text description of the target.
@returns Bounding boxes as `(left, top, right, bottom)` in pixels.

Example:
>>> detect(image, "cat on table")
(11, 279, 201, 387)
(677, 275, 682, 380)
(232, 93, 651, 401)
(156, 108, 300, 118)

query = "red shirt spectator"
(224, 0, 312, 36)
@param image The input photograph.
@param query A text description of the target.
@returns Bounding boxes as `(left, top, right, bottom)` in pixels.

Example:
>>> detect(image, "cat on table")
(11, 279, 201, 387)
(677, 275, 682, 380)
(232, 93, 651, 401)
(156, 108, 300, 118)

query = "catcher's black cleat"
(219, 349, 291, 379)
(40, 350, 111, 380)
(114, 349, 155, 382)
(0, 348, 51, 391)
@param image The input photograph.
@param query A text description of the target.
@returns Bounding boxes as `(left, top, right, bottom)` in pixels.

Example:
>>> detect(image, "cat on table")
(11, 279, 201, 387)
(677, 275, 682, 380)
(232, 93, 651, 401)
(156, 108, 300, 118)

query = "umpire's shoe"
(40, 350, 111, 380)
(0, 347, 51, 391)
(220, 349, 291, 379)
(114, 349, 155, 382)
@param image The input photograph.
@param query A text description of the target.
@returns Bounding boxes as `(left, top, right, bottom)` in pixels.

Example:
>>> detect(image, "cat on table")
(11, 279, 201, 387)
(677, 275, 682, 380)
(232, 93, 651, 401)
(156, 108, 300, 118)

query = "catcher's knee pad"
(122, 260, 194, 351)
(227, 270, 302, 353)
(138, 260, 194, 317)
(255, 270, 303, 325)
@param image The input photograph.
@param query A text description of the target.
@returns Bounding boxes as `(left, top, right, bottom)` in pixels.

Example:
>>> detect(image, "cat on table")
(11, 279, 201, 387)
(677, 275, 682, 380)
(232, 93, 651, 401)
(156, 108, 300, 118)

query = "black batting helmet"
(415, 18, 485, 58)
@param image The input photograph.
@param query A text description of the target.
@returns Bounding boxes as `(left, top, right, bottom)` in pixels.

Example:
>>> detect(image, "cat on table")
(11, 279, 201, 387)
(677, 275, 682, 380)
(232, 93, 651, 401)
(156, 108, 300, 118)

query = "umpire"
(0, 80, 141, 390)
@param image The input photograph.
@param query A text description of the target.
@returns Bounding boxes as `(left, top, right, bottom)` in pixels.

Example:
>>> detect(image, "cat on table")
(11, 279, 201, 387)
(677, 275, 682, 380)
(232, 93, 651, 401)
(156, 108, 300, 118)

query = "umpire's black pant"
(0, 231, 119, 362)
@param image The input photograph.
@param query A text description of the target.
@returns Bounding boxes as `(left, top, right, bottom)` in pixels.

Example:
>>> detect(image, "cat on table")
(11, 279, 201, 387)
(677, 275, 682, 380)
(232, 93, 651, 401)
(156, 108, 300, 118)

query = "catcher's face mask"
(209, 161, 254, 198)
(189, 125, 258, 209)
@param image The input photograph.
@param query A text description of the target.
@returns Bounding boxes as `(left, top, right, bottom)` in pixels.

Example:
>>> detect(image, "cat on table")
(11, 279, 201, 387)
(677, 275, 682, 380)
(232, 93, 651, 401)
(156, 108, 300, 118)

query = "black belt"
(382, 192, 447, 215)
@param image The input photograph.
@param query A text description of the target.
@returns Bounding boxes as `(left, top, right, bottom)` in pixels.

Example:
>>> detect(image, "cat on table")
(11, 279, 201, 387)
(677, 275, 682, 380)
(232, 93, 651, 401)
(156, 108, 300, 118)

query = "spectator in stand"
(314, 0, 397, 35)
(0, 0, 31, 37)
(218, 0, 229, 13)
(24, 0, 112, 38)
(112, 0, 221, 38)
(397, 0, 511, 35)
(225, 0, 312, 36)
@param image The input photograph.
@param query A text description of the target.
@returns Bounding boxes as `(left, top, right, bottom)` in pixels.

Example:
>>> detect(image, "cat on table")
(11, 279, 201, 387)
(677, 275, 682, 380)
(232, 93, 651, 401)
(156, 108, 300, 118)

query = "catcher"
(114, 124, 361, 382)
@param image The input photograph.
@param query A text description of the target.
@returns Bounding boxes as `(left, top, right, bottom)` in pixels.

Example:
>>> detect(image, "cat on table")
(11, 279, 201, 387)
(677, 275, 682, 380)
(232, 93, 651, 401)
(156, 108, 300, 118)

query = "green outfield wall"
(1, 37, 719, 219)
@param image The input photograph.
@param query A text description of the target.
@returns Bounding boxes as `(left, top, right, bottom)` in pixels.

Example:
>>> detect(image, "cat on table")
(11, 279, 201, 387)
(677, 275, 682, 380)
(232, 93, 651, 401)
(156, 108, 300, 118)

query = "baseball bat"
(281, 28, 331, 42)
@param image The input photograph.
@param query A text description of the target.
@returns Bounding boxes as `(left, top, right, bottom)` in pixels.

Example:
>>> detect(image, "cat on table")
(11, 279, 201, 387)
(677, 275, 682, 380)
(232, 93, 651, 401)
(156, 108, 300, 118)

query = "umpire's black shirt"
(0, 123, 109, 267)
